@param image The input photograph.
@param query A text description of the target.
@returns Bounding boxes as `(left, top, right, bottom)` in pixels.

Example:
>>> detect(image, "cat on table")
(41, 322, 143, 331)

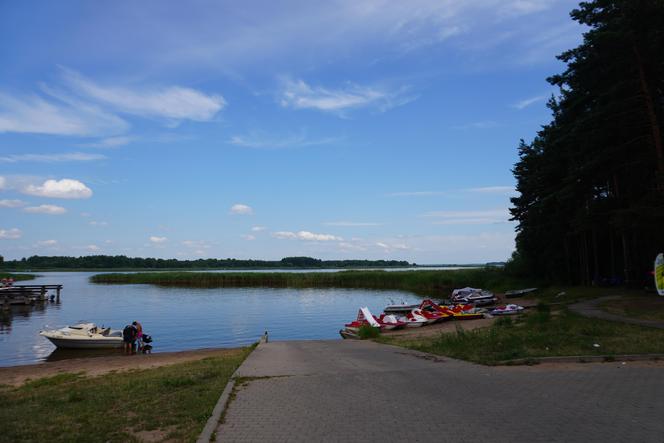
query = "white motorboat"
(40, 322, 123, 349)
(451, 287, 496, 306)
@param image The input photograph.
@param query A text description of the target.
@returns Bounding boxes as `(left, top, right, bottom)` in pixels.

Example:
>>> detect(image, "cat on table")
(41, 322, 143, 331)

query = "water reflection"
(0, 272, 423, 367)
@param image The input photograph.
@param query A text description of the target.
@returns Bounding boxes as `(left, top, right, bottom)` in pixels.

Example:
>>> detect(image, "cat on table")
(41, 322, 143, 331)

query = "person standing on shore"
(123, 323, 137, 355)
(133, 321, 143, 352)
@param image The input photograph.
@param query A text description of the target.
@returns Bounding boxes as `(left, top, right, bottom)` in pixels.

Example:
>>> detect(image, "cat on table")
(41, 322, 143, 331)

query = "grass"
(599, 295, 664, 322)
(0, 273, 36, 282)
(378, 304, 664, 365)
(357, 324, 381, 339)
(90, 268, 530, 297)
(0, 347, 253, 443)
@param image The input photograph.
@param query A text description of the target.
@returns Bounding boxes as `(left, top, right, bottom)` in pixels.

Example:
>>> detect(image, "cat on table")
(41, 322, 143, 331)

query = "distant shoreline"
(2, 264, 486, 273)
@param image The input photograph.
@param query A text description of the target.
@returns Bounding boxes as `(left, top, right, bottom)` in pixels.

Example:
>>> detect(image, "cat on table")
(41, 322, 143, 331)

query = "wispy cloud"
(452, 120, 499, 130)
(388, 190, 448, 197)
(0, 228, 22, 239)
(251, 226, 266, 232)
(272, 230, 342, 241)
(229, 131, 339, 149)
(0, 92, 128, 136)
(84, 136, 135, 148)
(24, 204, 67, 215)
(389, 186, 516, 197)
(22, 179, 93, 199)
(0, 152, 106, 163)
(61, 68, 225, 122)
(512, 94, 546, 110)
(0, 199, 26, 208)
(36, 239, 58, 247)
(279, 78, 415, 114)
(149, 236, 168, 244)
(230, 204, 253, 215)
(323, 221, 382, 227)
(422, 208, 511, 225)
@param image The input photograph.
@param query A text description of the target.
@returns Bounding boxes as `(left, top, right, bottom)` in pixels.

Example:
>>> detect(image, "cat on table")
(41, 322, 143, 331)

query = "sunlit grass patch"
(0, 347, 253, 443)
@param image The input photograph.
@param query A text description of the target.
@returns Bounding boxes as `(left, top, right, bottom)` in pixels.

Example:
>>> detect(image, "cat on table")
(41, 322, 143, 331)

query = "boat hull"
(42, 335, 123, 349)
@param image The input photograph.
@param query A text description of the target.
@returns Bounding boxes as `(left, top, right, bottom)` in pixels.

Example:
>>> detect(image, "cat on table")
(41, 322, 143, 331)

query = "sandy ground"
(0, 348, 240, 387)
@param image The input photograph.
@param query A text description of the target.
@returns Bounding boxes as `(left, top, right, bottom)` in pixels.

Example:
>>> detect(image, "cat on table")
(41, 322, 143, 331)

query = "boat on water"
(40, 323, 123, 349)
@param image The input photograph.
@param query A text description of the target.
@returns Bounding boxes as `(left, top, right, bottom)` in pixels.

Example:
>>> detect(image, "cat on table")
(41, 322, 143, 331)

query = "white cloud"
(0, 152, 106, 163)
(512, 94, 546, 110)
(0, 228, 22, 239)
(324, 221, 382, 227)
(182, 240, 211, 249)
(23, 179, 93, 199)
(0, 92, 128, 136)
(37, 239, 58, 247)
(0, 199, 26, 208)
(24, 204, 67, 215)
(272, 230, 342, 241)
(388, 190, 448, 197)
(0, 176, 6, 190)
(62, 68, 225, 122)
(84, 136, 134, 148)
(89, 220, 108, 226)
(452, 121, 499, 130)
(389, 186, 516, 197)
(242, 234, 256, 241)
(279, 78, 414, 113)
(251, 226, 266, 232)
(465, 186, 515, 194)
(149, 236, 168, 244)
(86, 244, 100, 252)
(422, 208, 512, 224)
(230, 204, 253, 215)
(229, 131, 339, 149)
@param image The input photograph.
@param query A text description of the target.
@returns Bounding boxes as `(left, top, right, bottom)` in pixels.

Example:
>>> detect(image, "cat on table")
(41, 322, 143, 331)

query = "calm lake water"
(0, 271, 428, 367)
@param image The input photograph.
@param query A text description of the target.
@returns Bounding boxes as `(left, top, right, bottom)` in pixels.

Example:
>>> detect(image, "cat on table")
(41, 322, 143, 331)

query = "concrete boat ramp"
(213, 340, 664, 442)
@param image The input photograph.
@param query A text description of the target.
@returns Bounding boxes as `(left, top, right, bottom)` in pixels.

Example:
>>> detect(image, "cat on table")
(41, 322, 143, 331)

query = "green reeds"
(90, 268, 525, 297)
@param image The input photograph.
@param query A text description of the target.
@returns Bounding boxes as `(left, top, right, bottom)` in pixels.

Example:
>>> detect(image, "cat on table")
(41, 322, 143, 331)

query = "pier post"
(56, 286, 61, 302)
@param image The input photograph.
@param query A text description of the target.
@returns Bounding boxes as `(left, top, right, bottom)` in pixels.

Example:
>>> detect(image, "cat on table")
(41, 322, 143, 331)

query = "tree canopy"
(510, 0, 664, 284)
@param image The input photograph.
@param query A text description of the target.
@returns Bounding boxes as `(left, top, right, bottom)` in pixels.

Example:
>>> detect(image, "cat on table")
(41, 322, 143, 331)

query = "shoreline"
(0, 346, 243, 386)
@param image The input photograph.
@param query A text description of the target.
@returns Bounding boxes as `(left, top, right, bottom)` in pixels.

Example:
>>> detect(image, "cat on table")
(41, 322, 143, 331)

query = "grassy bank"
(379, 305, 664, 365)
(90, 268, 528, 296)
(0, 347, 253, 442)
(0, 273, 35, 282)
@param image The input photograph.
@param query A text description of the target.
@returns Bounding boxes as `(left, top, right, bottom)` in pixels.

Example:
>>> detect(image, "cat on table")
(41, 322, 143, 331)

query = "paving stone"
(215, 340, 664, 442)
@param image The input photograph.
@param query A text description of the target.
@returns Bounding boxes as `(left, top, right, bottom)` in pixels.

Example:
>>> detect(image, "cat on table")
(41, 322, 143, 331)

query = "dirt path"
(0, 348, 240, 386)
(570, 296, 664, 329)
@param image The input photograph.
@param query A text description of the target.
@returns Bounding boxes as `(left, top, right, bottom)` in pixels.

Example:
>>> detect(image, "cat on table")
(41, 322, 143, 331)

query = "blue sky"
(0, 0, 584, 263)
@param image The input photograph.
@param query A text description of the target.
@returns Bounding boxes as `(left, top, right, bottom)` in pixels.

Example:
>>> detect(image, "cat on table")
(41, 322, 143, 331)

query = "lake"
(0, 271, 426, 367)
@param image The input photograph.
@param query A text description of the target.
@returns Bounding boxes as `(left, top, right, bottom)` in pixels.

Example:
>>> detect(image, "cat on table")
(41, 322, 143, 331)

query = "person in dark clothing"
(122, 323, 138, 355)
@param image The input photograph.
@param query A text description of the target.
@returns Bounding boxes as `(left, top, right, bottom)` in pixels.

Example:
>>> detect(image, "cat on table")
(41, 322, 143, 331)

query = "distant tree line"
(0, 255, 411, 270)
(509, 0, 664, 285)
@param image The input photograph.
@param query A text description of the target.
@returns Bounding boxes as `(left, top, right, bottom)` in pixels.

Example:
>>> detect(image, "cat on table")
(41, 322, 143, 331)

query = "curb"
(498, 353, 664, 365)
(197, 334, 267, 443)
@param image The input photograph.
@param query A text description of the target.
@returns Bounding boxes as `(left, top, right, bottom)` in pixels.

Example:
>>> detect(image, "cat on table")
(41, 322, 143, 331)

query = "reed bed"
(90, 268, 524, 296)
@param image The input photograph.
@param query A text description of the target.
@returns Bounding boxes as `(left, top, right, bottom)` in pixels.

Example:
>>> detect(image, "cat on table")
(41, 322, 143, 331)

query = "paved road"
(570, 296, 664, 329)
(216, 340, 664, 442)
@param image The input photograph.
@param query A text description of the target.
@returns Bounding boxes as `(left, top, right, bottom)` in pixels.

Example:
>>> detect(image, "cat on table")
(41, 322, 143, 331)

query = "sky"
(0, 0, 585, 264)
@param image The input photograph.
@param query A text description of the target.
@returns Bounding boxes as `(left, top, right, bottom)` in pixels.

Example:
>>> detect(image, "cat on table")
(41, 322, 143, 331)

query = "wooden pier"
(0, 285, 63, 309)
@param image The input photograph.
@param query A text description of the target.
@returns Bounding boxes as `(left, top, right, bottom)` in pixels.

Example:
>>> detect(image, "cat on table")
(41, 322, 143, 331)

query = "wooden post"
(56, 286, 61, 302)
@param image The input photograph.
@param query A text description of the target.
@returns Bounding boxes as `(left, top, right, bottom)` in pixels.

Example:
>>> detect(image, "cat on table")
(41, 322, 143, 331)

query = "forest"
(510, 0, 664, 285)
(0, 254, 411, 270)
